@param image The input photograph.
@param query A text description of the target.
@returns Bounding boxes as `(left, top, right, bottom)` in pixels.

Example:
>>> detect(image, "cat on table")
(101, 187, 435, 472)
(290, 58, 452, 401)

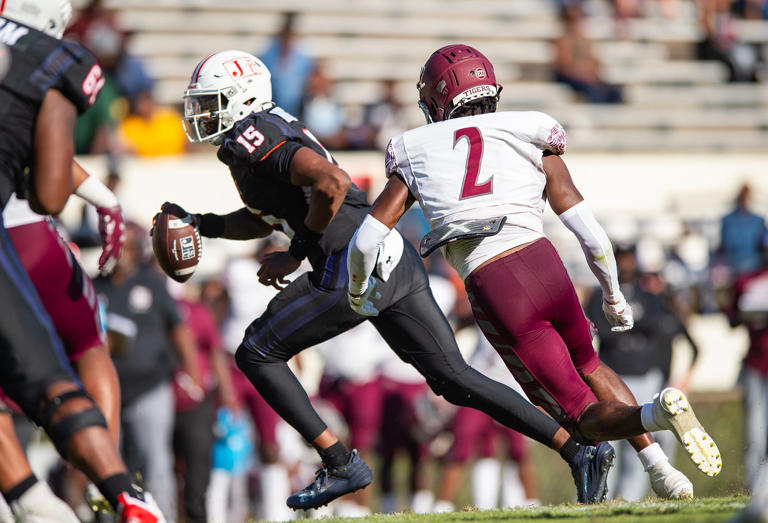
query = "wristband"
(289, 222, 323, 261)
(198, 213, 225, 238)
(74, 176, 119, 208)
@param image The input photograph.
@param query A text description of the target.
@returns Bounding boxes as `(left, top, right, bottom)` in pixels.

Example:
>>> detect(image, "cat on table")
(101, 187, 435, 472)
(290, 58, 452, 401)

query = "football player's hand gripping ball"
(602, 294, 634, 332)
(348, 277, 381, 317)
(96, 205, 125, 276)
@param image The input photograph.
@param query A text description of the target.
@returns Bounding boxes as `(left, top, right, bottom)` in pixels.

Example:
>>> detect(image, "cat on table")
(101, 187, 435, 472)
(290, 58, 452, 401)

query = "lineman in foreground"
(348, 44, 721, 500)
(168, 48, 615, 509)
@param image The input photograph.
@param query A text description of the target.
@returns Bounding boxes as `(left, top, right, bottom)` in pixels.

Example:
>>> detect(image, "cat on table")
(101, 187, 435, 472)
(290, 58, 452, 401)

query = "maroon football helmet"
(417, 44, 502, 123)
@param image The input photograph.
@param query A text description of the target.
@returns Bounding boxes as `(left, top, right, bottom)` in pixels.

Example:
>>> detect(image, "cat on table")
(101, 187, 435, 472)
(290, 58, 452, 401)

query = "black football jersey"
(217, 106, 369, 264)
(0, 17, 103, 207)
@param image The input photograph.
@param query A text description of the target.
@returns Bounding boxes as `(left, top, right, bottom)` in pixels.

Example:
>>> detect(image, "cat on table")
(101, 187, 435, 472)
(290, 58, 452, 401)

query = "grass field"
(289, 496, 749, 523)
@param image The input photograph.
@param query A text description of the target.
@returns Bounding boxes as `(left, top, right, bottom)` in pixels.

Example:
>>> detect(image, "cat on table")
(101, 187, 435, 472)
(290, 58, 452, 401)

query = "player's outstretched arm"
(29, 89, 77, 215)
(159, 203, 273, 241)
(543, 153, 633, 332)
(347, 176, 412, 299)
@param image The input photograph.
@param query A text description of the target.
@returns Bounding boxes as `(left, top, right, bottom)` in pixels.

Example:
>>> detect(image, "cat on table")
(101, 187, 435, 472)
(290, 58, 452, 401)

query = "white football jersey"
(2, 193, 45, 228)
(386, 111, 566, 279)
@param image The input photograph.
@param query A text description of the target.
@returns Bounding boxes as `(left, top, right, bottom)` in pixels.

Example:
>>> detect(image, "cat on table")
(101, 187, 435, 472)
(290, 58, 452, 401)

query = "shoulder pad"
(218, 113, 295, 165)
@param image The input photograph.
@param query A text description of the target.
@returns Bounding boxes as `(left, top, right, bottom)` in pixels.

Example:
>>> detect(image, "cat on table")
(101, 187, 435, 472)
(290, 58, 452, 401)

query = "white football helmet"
(182, 50, 273, 144)
(0, 0, 72, 39)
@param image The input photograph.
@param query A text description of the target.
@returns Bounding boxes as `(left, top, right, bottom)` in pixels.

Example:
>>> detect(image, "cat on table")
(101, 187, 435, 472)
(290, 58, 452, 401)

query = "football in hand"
(151, 212, 202, 283)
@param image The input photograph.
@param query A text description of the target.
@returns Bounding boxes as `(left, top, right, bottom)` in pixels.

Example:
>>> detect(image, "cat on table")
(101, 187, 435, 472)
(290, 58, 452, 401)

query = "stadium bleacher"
(90, 0, 767, 150)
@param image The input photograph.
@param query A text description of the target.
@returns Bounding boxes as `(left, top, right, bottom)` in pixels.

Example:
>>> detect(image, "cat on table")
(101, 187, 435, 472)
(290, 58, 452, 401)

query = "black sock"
(97, 473, 136, 510)
(560, 438, 580, 464)
(2, 474, 37, 504)
(319, 441, 351, 469)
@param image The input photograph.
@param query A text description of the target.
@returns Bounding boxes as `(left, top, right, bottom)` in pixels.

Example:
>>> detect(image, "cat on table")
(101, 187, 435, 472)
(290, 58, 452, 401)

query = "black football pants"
(235, 241, 560, 449)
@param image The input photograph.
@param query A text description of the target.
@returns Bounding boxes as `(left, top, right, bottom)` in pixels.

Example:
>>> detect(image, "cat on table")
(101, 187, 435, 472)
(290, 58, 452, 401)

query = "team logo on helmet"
(473, 68, 487, 79)
(222, 56, 264, 80)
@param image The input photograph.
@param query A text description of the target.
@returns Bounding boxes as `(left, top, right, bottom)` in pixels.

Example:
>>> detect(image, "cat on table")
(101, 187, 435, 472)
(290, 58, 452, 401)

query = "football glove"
(96, 205, 125, 276)
(348, 277, 381, 317)
(602, 294, 634, 332)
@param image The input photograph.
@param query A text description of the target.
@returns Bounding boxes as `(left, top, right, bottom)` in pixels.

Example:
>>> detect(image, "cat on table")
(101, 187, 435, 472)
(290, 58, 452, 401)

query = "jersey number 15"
(455, 126, 493, 199)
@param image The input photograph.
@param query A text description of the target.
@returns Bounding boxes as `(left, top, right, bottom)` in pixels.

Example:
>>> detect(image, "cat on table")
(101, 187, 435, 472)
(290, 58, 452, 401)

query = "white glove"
(348, 277, 381, 317)
(602, 294, 634, 332)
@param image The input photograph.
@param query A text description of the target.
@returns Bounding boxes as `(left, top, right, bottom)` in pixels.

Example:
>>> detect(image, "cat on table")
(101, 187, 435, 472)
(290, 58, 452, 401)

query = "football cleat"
(652, 388, 722, 476)
(569, 441, 615, 503)
(117, 491, 166, 523)
(287, 449, 373, 510)
(647, 460, 694, 499)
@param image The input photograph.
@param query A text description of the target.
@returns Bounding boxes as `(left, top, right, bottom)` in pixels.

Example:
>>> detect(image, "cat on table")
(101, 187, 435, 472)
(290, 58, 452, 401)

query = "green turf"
(286, 496, 748, 522)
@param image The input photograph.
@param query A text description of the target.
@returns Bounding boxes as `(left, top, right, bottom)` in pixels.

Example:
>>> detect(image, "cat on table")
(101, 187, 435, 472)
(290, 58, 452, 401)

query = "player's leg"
(0, 402, 80, 522)
(233, 264, 372, 509)
(0, 223, 161, 520)
(467, 239, 719, 478)
(372, 256, 613, 503)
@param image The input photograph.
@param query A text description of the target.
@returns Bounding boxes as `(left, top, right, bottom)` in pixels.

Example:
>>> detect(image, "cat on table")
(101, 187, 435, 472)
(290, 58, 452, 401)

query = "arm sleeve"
(558, 200, 621, 303)
(347, 214, 392, 295)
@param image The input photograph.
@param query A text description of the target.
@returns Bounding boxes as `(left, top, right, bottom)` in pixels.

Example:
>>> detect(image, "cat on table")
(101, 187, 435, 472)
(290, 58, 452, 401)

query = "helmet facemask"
(182, 89, 234, 144)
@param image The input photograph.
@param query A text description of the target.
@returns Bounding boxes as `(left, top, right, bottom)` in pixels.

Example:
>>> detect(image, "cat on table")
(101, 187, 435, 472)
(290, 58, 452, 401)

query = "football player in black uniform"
(167, 50, 614, 510)
(0, 1, 163, 521)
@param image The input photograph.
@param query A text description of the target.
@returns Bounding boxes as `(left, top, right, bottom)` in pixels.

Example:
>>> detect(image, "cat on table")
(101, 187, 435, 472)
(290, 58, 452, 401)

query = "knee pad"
(37, 389, 107, 456)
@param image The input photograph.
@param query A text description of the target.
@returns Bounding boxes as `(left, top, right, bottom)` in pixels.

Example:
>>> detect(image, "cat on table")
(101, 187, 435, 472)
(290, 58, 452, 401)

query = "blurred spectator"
(435, 331, 539, 512)
(259, 12, 315, 117)
(314, 323, 389, 516)
(719, 183, 767, 276)
(553, 4, 623, 104)
(67, 0, 155, 154)
(731, 0, 768, 19)
(119, 90, 188, 156)
(726, 250, 768, 490)
(93, 223, 202, 520)
(300, 62, 348, 150)
(358, 79, 408, 150)
(697, 0, 760, 82)
(586, 244, 700, 501)
(219, 239, 296, 522)
(169, 282, 238, 523)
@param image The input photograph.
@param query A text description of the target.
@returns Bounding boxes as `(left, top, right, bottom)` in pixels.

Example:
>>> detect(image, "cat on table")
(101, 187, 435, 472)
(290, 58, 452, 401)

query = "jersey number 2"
(455, 127, 492, 199)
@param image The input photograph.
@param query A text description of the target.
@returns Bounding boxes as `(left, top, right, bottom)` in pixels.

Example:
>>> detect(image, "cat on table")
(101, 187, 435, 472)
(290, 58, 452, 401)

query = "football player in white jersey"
(348, 44, 721, 498)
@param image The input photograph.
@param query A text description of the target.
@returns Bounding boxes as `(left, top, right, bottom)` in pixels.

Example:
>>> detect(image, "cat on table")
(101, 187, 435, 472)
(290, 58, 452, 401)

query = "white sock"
(260, 464, 292, 522)
(472, 458, 501, 509)
(640, 402, 664, 432)
(411, 490, 434, 513)
(12, 481, 79, 523)
(432, 500, 455, 513)
(501, 462, 525, 508)
(638, 442, 668, 471)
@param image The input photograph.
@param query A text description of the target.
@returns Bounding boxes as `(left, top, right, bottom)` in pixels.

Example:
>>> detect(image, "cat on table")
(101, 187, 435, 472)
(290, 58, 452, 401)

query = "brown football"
(151, 212, 202, 283)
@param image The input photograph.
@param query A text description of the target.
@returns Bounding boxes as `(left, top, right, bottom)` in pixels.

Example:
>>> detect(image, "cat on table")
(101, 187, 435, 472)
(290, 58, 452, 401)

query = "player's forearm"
(304, 169, 350, 234)
(198, 208, 273, 240)
(348, 215, 391, 295)
(558, 200, 621, 303)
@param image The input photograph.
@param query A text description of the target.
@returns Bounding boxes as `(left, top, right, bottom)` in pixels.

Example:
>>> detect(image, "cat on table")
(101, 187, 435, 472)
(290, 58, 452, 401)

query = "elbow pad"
(348, 215, 391, 296)
(558, 201, 621, 302)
